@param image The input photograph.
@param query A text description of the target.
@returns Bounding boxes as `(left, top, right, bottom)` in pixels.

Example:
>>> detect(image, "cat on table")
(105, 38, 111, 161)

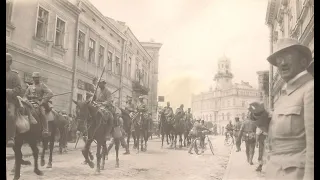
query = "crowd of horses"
(7, 99, 195, 180)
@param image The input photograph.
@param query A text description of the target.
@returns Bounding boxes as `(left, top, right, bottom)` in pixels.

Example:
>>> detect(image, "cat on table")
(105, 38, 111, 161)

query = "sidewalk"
(6, 140, 88, 161)
(222, 142, 266, 180)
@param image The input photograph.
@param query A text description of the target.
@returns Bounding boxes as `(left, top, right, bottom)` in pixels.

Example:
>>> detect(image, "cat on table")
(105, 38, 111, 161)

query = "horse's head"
(72, 100, 92, 121)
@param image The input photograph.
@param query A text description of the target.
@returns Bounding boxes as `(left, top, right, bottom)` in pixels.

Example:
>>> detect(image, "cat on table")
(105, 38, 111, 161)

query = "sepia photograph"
(6, 0, 314, 179)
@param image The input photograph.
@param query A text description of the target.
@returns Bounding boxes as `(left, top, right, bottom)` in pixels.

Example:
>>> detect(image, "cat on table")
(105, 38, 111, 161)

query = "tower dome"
(214, 55, 233, 90)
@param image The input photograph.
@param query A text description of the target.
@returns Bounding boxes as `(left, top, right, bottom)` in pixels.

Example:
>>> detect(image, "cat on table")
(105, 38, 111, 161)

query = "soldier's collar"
(286, 73, 313, 95)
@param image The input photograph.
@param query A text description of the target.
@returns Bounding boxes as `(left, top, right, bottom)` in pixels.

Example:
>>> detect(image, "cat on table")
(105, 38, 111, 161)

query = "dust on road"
(7, 136, 231, 180)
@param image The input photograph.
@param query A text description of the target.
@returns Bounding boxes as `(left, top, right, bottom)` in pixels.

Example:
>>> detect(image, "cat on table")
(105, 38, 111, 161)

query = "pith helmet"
(267, 38, 312, 67)
(32, 72, 41, 78)
(6, 53, 13, 62)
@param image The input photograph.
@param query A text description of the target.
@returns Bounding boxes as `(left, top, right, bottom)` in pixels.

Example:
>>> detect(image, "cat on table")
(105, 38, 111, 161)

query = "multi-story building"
(7, 0, 162, 116)
(191, 56, 260, 133)
(6, 0, 81, 112)
(71, 0, 127, 112)
(265, 0, 314, 108)
(140, 41, 162, 120)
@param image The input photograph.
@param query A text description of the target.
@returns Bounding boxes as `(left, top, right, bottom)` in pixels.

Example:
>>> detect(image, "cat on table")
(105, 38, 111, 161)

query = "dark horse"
(183, 118, 193, 147)
(73, 100, 114, 173)
(171, 112, 185, 149)
(131, 112, 149, 153)
(40, 109, 68, 168)
(159, 111, 174, 148)
(9, 99, 44, 180)
(119, 108, 132, 149)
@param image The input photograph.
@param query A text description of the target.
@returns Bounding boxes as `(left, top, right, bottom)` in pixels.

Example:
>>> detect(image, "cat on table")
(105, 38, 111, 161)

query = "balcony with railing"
(132, 69, 150, 95)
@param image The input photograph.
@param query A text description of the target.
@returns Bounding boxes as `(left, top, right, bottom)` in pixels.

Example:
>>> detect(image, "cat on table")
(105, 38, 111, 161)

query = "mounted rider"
(24, 72, 54, 137)
(6, 53, 23, 147)
(92, 79, 114, 138)
(163, 102, 174, 124)
(136, 96, 148, 124)
(124, 97, 135, 116)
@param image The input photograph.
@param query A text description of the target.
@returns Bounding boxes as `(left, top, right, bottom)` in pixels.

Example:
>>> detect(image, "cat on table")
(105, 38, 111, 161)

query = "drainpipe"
(119, 37, 127, 108)
(69, 4, 81, 114)
(268, 25, 274, 111)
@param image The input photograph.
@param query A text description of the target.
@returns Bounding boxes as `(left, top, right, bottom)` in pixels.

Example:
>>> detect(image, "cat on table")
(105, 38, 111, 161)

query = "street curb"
(222, 145, 235, 180)
(6, 144, 93, 161)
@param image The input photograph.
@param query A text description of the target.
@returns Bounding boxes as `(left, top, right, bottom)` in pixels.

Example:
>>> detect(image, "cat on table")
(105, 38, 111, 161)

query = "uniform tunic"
(253, 72, 314, 180)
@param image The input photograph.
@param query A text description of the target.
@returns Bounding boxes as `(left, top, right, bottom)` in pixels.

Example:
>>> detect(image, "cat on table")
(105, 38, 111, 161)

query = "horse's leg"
(28, 136, 43, 176)
(115, 139, 120, 168)
(180, 134, 183, 148)
(13, 136, 24, 180)
(136, 130, 140, 154)
(82, 138, 94, 168)
(46, 130, 55, 168)
(144, 130, 148, 151)
(40, 138, 47, 167)
(95, 142, 102, 174)
(101, 141, 107, 170)
(127, 131, 131, 149)
(140, 130, 144, 151)
(106, 138, 115, 160)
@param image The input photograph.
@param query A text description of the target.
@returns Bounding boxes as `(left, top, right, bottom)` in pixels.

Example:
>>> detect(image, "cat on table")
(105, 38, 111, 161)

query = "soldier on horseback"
(6, 53, 24, 147)
(163, 102, 174, 124)
(125, 97, 135, 116)
(24, 71, 53, 137)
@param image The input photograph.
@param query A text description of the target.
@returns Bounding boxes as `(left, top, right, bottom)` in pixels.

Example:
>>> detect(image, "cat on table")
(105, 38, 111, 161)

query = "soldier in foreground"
(237, 112, 257, 165)
(6, 53, 23, 147)
(255, 126, 267, 172)
(233, 117, 242, 152)
(250, 38, 314, 180)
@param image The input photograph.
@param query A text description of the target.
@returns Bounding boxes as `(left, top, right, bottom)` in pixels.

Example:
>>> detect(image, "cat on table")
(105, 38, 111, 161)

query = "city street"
(7, 136, 231, 180)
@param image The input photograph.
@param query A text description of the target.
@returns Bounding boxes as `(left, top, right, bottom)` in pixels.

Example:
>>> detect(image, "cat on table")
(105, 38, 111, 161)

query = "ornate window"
(88, 39, 95, 63)
(77, 31, 85, 58)
(55, 18, 66, 47)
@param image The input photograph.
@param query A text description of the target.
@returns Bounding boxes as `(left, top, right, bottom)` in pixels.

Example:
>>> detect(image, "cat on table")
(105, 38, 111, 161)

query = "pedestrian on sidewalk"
(249, 38, 314, 180)
(255, 127, 267, 172)
(237, 111, 257, 165)
(233, 117, 242, 152)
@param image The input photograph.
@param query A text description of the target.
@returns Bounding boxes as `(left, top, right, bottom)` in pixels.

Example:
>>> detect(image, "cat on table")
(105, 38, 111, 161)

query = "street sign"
(158, 96, 164, 102)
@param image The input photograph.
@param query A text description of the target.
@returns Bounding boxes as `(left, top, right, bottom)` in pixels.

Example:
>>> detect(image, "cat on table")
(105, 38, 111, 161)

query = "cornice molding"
(265, 0, 279, 25)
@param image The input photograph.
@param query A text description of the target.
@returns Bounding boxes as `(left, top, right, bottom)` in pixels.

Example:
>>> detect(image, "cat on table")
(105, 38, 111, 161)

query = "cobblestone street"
(7, 136, 230, 180)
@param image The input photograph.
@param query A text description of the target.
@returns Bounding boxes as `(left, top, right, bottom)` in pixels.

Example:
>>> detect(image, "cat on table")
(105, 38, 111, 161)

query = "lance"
(90, 64, 107, 104)
(38, 91, 72, 100)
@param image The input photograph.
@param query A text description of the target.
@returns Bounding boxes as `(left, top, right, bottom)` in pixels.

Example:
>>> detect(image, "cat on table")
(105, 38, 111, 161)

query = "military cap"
(32, 72, 41, 78)
(267, 38, 312, 67)
(139, 96, 144, 99)
(6, 53, 13, 62)
(99, 79, 106, 84)
(61, 110, 67, 115)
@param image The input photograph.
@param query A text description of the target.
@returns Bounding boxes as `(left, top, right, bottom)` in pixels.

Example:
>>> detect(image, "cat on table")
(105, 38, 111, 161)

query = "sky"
(89, 0, 271, 109)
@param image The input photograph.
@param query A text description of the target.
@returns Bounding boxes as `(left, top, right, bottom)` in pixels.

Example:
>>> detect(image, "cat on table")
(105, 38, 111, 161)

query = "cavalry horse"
(159, 111, 174, 148)
(9, 98, 44, 180)
(73, 100, 114, 173)
(120, 108, 132, 149)
(171, 112, 186, 149)
(183, 118, 193, 147)
(40, 110, 68, 168)
(131, 112, 149, 153)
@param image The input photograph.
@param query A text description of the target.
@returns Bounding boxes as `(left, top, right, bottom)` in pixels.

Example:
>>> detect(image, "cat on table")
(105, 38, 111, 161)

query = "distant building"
(265, 0, 314, 109)
(191, 56, 259, 134)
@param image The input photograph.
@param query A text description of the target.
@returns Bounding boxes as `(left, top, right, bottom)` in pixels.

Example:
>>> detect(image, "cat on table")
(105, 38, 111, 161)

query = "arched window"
(227, 113, 230, 120)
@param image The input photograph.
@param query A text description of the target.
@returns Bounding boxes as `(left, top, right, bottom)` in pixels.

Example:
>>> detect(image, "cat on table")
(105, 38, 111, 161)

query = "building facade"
(72, 0, 127, 112)
(140, 41, 162, 121)
(265, 0, 314, 108)
(191, 56, 260, 133)
(7, 0, 162, 115)
(6, 0, 80, 112)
